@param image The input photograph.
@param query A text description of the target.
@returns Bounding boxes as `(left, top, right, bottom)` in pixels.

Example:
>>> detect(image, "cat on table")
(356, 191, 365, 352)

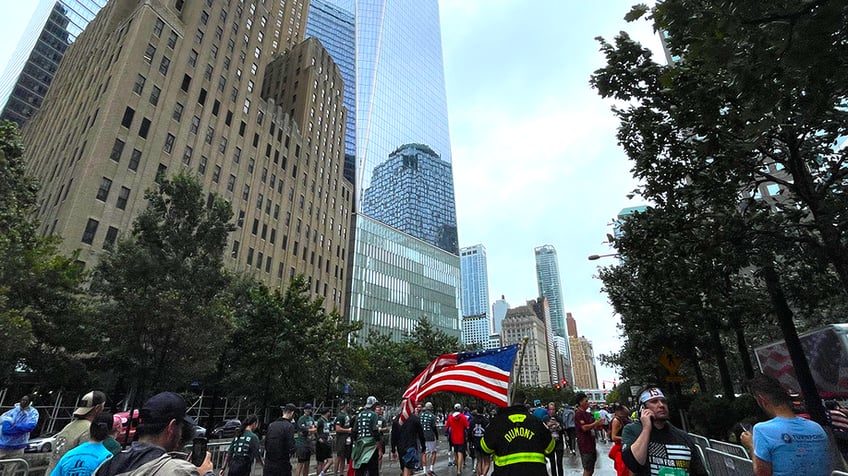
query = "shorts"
(580, 450, 597, 470)
(334, 434, 349, 453)
(472, 447, 489, 460)
(296, 441, 313, 462)
(399, 447, 421, 470)
(451, 442, 466, 455)
(316, 442, 332, 461)
(425, 440, 437, 453)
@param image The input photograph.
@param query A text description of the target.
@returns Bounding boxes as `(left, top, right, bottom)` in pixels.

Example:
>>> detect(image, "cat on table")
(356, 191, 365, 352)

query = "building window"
(218, 75, 226, 92)
(243, 98, 250, 113)
(163, 133, 175, 153)
(96, 177, 113, 201)
(200, 10, 209, 25)
(155, 164, 167, 183)
(212, 165, 221, 183)
(198, 156, 208, 174)
(81, 218, 99, 245)
(144, 44, 156, 63)
(121, 107, 135, 128)
(149, 86, 161, 105)
(205, 126, 214, 144)
(133, 74, 146, 94)
(231, 240, 239, 259)
(173, 102, 184, 122)
(139, 118, 151, 138)
(110, 138, 125, 162)
(104, 226, 119, 248)
(182, 145, 193, 165)
(219, 137, 228, 153)
(242, 184, 250, 200)
(181, 74, 191, 92)
(153, 17, 165, 37)
(227, 174, 236, 192)
(129, 149, 141, 171)
(246, 247, 254, 265)
(167, 30, 178, 49)
(204, 63, 213, 80)
(190, 115, 200, 134)
(189, 49, 198, 67)
(116, 186, 130, 210)
(195, 29, 204, 44)
(159, 56, 171, 75)
(233, 147, 241, 164)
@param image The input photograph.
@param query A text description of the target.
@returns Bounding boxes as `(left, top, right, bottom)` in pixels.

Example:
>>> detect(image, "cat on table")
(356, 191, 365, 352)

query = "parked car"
(210, 419, 241, 439)
(25, 432, 57, 453)
(115, 409, 140, 444)
(195, 425, 207, 438)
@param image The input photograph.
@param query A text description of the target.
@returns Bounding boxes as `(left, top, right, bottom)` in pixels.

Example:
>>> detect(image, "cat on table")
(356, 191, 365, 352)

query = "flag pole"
(509, 336, 530, 405)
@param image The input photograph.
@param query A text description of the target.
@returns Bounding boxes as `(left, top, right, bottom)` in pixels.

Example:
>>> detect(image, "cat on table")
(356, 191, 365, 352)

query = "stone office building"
(22, 0, 354, 313)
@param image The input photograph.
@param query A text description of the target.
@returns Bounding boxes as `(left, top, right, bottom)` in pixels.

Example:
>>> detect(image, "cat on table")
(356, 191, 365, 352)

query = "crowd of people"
(0, 373, 845, 476)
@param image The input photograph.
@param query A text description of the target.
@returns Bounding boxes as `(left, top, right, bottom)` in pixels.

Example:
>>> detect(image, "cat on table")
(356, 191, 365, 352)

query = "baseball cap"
(365, 396, 379, 408)
(139, 392, 195, 426)
(303, 403, 313, 410)
(424, 402, 433, 410)
(454, 403, 462, 410)
(638, 387, 666, 404)
(74, 391, 106, 416)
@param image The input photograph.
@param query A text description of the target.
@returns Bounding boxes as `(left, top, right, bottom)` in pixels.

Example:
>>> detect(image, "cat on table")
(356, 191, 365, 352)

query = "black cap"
(140, 392, 194, 426)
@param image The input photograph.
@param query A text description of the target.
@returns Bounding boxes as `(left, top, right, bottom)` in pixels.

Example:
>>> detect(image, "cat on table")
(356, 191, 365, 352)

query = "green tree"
(222, 275, 360, 410)
(0, 120, 92, 387)
(590, 0, 848, 425)
(90, 171, 235, 395)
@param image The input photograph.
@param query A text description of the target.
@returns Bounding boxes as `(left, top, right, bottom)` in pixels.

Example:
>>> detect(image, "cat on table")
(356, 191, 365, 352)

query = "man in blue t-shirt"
(740, 374, 830, 476)
(51, 413, 114, 476)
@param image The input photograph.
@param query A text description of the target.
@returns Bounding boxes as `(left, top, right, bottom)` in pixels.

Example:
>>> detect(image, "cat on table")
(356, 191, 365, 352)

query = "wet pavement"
(381, 437, 619, 476)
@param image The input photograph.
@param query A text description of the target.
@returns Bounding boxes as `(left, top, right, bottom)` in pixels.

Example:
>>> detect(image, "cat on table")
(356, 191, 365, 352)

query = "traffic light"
(555, 383, 560, 390)
(603, 382, 606, 390)
(561, 378, 567, 386)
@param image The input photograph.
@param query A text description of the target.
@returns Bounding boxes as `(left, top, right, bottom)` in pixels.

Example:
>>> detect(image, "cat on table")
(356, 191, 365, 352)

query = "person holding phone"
(620, 386, 706, 476)
(94, 392, 213, 476)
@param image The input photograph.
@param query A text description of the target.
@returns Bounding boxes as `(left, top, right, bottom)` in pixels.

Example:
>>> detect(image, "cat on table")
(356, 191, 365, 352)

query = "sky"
(0, 0, 663, 389)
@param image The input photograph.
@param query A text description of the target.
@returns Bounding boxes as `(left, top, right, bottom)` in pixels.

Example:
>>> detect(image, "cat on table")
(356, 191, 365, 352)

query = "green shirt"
(296, 414, 315, 442)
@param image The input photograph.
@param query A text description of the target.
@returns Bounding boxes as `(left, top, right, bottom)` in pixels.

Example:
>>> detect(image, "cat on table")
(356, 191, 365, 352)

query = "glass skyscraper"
(0, 0, 107, 126)
(535, 245, 569, 344)
(305, 0, 356, 184)
(460, 244, 490, 318)
(309, 0, 461, 341)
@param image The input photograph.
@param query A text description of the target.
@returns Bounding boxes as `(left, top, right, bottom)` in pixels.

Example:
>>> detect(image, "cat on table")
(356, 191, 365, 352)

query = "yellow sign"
(660, 347, 682, 373)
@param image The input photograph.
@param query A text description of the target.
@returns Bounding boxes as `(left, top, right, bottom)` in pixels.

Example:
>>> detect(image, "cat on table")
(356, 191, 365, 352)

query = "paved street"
(378, 437, 619, 476)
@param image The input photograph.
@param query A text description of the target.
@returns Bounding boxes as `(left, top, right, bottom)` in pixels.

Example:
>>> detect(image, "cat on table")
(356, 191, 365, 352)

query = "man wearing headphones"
(621, 386, 706, 476)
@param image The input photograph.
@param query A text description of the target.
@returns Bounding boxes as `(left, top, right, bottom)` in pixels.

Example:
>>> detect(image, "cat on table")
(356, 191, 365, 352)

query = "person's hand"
(739, 429, 753, 450)
(198, 451, 213, 475)
(639, 408, 654, 427)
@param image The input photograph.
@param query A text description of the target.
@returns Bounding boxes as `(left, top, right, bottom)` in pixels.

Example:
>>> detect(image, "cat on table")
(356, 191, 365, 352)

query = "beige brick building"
(567, 312, 599, 389)
(22, 0, 354, 314)
(502, 300, 554, 387)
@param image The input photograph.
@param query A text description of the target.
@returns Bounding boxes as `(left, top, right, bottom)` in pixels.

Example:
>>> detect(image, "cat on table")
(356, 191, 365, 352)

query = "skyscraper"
(0, 0, 107, 126)
(305, 0, 356, 184)
(492, 295, 509, 335)
(460, 244, 490, 318)
(535, 245, 568, 339)
(311, 0, 461, 341)
(567, 313, 599, 389)
(21, 0, 355, 313)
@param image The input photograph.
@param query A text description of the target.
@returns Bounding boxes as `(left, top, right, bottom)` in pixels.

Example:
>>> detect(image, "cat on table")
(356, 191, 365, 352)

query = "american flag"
(398, 344, 519, 423)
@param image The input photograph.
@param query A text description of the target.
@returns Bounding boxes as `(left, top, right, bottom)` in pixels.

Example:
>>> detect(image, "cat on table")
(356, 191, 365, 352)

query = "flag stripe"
(398, 345, 518, 424)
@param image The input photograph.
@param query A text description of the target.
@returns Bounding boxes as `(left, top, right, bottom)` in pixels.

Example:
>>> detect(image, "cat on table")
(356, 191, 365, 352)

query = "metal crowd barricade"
(688, 432, 711, 449)
(703, 448, 753, 476)
(0, 458, 30, 476)
(709, 439, 750, 459)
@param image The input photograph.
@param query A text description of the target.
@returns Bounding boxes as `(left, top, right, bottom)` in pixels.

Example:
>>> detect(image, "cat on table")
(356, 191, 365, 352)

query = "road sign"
(665, 375, 684, 383)
(660, 347, 682, 373)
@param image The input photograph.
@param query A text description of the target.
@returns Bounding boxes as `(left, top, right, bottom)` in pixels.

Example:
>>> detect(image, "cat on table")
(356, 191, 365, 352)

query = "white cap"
(365, 396, 379, 408)
(454, 403, 462, 410)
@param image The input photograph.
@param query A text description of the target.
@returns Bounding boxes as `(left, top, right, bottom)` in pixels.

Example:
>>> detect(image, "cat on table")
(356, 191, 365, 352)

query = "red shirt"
(445, 412, 469, 445)
(575, 408, 596, 454)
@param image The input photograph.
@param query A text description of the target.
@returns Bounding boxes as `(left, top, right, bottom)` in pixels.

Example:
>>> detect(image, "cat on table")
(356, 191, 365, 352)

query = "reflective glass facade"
(350, 215, 461, 342)
(535, 245, 569, 349)
(0, 0, 106, 126)
(306, 0, 357, 184)
(353, 0, 457, 252)
(460, 244, 490, 319)
(362, 144, 457, 254)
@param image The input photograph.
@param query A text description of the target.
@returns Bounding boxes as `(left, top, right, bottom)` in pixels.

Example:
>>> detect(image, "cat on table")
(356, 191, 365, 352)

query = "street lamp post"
(588, 253, 620, 261)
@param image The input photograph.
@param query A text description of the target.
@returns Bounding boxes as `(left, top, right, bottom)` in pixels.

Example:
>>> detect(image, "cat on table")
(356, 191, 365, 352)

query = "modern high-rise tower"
(21, 0, 355, 314)
(0, 0, 107, 126)
(305, 0, 355, 184)
(309, 0, 461, 342)
(535, 244, 569, 345)
(459, 244, 490, 318)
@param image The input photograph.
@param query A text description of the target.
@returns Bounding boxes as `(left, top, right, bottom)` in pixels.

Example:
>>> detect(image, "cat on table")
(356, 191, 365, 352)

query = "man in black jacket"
(264, 404, 297, 476)
(390, 400, 425, 476)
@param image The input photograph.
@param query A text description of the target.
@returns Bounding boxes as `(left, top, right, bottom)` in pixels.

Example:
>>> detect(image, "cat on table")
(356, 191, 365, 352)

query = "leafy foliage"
(90, 172, 235, 393)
